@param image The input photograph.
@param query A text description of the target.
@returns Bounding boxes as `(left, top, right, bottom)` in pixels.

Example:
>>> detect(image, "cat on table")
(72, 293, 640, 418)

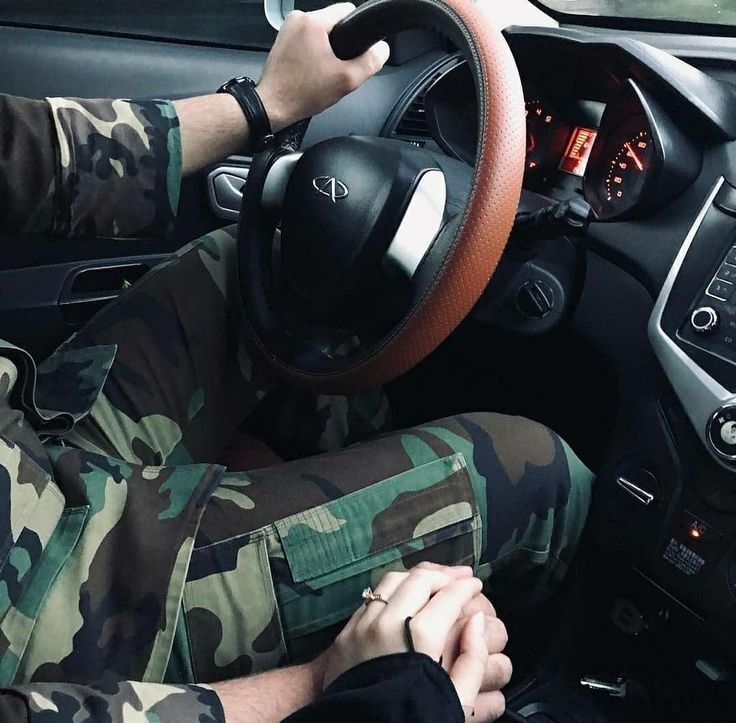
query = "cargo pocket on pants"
(183, 530, 287, 683)
(271, 452, 482, 639)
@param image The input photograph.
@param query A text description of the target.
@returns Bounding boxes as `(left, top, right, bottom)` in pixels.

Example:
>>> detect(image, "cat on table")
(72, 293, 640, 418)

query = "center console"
(650, 177, 736, 463)
(592, 175, 736, 662)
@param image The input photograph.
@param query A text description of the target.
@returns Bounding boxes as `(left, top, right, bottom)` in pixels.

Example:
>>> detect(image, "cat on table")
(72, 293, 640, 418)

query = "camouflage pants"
(38, 227, 592, 685)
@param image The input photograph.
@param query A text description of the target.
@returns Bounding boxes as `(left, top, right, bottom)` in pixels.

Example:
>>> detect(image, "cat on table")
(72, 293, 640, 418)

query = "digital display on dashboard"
(559, 126, 598, 176)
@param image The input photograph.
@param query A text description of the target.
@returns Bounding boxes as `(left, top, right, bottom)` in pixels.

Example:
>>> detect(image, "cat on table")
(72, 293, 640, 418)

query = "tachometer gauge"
(584, 80, 701, 221)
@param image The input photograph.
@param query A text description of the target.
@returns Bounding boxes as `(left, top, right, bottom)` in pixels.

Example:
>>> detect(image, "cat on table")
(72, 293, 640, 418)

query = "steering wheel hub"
(281, 137, 442, 320)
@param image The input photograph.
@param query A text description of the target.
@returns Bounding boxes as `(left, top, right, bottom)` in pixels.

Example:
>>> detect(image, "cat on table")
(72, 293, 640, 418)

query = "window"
(0, 0, 277, 49)
(534, 0, 736, 29)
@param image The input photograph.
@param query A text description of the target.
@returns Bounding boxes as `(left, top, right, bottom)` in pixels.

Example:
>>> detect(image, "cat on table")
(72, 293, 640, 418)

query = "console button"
(718, 330, 736, 350)
(707, 279, 734, 301)
(717, 262, 736, 282)
(682, 510, 723, 545)
(707, 405, 736, 461)
(691, 306, 719, 334)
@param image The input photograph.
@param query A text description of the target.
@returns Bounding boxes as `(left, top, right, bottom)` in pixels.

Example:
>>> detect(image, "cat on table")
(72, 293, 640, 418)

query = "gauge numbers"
(603, 129, 654, 209)
(525, 99, 557, 174)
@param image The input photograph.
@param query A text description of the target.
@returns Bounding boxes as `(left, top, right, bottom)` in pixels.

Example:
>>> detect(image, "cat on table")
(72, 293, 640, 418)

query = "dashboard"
(380, 25, 736, 663)
(422, 58, 702, 221)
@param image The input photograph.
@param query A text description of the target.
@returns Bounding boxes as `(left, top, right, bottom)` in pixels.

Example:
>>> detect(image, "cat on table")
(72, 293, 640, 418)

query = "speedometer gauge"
(584, 115, 657, 219)
(584, 80, 701, 221)
(601, 126, 655, 216)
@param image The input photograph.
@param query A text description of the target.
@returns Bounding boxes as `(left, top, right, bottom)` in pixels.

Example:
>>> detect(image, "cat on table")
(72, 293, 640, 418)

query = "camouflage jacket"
(0, 95, 226, 721)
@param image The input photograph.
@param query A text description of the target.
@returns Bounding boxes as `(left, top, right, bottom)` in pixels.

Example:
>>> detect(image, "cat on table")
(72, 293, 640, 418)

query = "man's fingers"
(484, 615, 508, 654)
(449, 612, 489, 706)
(473, 691, 507, 722)
(410, 577, 483, 653)
(462, 593, 496, 620)
(481, 653, 513, 692)
(415, 562, 474, 579)
(354, 40, 391, 76)
(310, 2, 357, 29)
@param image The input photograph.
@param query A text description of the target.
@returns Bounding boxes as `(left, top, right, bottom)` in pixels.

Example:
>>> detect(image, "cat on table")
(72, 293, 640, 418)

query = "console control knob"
(516, 279, 554, 319)
(708, 405, 736, 462)
(691, 306, 719, 334)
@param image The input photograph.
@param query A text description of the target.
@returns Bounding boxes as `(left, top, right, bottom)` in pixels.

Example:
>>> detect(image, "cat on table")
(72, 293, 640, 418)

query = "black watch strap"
(217, 76, 275, 153)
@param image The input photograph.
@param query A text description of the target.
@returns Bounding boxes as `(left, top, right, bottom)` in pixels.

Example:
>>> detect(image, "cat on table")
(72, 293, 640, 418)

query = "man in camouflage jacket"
(0, 4, 594, 721)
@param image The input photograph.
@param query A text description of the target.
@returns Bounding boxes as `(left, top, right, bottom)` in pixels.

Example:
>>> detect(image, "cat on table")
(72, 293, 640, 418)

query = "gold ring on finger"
(362, 587, 390, 606)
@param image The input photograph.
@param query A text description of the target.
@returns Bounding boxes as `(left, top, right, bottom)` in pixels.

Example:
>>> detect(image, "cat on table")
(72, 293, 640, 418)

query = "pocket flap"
(275, 453, 477, 584)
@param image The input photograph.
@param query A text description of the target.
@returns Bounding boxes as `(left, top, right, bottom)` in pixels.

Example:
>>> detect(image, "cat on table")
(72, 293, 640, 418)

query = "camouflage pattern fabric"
(0, 225, 593, 720)
(0, 93, 593, 719)
(7, 681, 223, 722)
(48, 98, 181, 239)
(58, 226, 392, 466)
(17, 227, 590, 689)
(184, 412, 591, 682)
(0, 94, 180, 240)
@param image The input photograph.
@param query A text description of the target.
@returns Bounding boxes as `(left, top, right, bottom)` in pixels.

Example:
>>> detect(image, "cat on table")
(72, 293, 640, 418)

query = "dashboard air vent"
(384, 57, 461, 151)
(394, 91, 430, 139)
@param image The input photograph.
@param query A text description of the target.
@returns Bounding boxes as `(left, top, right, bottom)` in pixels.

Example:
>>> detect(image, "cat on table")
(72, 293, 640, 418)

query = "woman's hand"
(321, 563, 512, 721)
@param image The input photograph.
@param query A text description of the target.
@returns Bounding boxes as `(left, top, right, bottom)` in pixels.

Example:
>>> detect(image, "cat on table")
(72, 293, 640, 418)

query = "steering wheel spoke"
(262, 151, 303, 212)
(384, 168, 447, 278)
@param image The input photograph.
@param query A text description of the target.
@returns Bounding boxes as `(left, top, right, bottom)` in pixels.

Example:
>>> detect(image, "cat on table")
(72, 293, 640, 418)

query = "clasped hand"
(322, 562, 513, 721)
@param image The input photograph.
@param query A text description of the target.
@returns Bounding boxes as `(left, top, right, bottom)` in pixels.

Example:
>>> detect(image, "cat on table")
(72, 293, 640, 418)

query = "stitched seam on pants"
(277, 466, 473, 580)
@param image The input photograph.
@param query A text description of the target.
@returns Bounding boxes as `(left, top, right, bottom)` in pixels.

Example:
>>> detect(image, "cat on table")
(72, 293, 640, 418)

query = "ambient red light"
(559, 126, 598, 177)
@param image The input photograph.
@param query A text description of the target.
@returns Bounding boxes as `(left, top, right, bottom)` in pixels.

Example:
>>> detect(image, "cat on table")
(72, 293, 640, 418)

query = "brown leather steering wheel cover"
(252, 0, 525, 392)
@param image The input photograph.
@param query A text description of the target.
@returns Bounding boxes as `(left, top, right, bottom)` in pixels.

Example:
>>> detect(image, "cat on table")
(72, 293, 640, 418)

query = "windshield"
(535, 0, 736, 27)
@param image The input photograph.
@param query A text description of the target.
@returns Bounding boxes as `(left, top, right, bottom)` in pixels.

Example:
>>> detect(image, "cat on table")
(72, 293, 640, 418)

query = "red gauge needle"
(625, 142, 644, 171)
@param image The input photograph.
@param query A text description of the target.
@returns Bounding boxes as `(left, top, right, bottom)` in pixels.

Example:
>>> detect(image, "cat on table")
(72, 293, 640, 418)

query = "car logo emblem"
(313, 176, 349, 202)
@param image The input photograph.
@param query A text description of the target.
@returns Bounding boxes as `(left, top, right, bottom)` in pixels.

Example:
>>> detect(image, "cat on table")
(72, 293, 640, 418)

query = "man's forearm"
(174, 89, 289, 177)
(212, 658, 325, 723)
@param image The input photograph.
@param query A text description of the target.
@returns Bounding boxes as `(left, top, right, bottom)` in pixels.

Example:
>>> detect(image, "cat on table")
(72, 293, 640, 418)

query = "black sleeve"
(282, 653, 465, 723)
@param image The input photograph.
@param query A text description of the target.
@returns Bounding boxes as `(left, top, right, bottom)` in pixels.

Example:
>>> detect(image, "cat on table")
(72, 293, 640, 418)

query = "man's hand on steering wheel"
(238, 0, 525, 393)
(257, 3, 391, 133)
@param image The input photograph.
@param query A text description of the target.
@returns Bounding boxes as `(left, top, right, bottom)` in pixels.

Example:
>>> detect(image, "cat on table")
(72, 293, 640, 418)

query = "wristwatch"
(217, 76, 275, 153)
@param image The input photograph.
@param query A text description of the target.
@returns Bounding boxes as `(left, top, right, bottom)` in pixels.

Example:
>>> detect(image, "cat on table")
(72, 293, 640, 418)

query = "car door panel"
(0, 21, 438, 356)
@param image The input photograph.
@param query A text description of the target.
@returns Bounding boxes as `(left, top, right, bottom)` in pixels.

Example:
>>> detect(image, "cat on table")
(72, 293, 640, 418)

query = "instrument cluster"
(422, 61, 702, 222)
(523, 80, 701, 220)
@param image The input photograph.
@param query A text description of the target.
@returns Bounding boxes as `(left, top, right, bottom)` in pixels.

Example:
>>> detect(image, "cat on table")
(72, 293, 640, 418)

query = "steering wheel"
(237, 0, 525, 392)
